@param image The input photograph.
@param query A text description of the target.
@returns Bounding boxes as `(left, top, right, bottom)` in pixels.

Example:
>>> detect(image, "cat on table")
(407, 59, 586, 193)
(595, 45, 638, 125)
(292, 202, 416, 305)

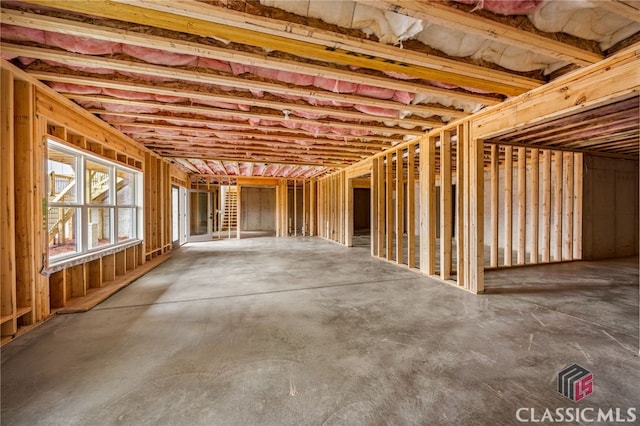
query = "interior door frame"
(187, 189, 214, 242)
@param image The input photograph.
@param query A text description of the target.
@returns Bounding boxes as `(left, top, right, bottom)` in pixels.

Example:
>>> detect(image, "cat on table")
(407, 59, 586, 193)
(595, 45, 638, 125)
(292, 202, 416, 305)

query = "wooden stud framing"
(455, 124, 469, 287)
(407, 144, 416, 269)
(517, 147, 526, 265)
(490, 144, 499, 267)
(562, 152, 574, 260)
(1, 68, 17, 338)
(376, 155, 385, 257)
(503, 145, 513, 266)
(396, 149, 405, 265)
(13, 79, 36, 324)
(386, 153, 393, 260)
(553, 151, 563, 261)
(541, 150, 552, 263)
(440, 131, 452, 279)
(371, 157, 379, 257)
(420, 136, 436, 275)
(530, 149, 540, 264)
(469, 134, 485, 293)
(573, 153, 583, 259)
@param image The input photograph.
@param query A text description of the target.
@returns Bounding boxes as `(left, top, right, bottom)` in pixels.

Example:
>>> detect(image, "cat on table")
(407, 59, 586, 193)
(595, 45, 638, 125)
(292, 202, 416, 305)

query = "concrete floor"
(1, 237, 639, 425)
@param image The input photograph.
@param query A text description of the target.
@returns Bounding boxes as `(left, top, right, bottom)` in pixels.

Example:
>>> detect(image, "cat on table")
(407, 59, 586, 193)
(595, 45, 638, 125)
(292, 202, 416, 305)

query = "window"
(47, 141, 142, 265)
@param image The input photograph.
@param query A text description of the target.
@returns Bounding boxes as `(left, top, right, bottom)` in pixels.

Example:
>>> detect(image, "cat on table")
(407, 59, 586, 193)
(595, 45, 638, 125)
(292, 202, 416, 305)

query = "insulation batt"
(46, 32, 122, 55)
(453, 0, 543, 15)
(1, 24, 46, 44)
(47, 82, 102, 94)
(121, 45, 198, 66)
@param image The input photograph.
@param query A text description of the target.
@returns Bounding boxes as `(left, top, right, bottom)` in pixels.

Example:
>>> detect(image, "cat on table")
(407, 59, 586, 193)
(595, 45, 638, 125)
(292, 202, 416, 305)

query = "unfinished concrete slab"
(2, 237, 638, 425)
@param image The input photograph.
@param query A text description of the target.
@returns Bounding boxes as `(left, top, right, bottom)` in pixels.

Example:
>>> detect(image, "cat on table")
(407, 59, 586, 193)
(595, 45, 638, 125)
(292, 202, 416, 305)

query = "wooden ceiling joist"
(159, 151, 349, 168)
(126, 131, 392, 150)
(595, 0, 640, 24)
(114, 122, 400, 146)
(3, 44, 443, 127)
(87, 110, 425, 137)
(29, 70, 463, 121)
(25, 0, 543, 96)
(354, 0, 603, 66)
(135, 137, 381, 157)
(0, 8, 501, 107)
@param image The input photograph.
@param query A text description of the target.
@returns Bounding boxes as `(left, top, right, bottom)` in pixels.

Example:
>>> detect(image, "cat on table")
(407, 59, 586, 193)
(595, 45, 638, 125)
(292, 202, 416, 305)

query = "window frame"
(47, 140, 143, 267)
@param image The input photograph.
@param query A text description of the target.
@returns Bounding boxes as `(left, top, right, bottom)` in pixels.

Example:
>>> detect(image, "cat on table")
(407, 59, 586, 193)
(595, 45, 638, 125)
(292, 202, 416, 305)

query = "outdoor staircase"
(221, 188, 238, 231)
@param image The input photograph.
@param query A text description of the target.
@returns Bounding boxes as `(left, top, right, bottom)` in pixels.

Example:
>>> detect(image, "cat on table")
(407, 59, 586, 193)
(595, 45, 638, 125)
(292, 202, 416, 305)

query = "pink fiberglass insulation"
(167, 119, 203, 127)
(100, 114, 136, 123)
(300, 123, 331, 134)
(102, 103, 160, 114)
(264, 164, 280, 176)
(47, 82, 102, 94)
(45, 33, 122, 55)
(229, 63, 248, 75)
(276, 70, 314, 86)
(208, 161, 227, 175)
(154, 94, 189, 103)
(225, 163, 239, 175)
(75, 100, 104, 109)
(16, 57, 37, 65)
(190, 160, 210, 174)
(42, 60, 115, 75)
(354, 105, 399, 118)
(198, 57, 232, 73)
(121, 45, 198, 66)
(192, 98, 250, 111)
(253, 164, 267, 175)
(1, 24, 46, 44)
(239, 163, 251, 175)
(392, 91, 414, 104)
(292, 110, 327, 120)
(279, 165, 293, 176)
(453, 0, 543, 15)
(281, 121, 301, 130)
(103, 87, 155, 100)
(313, 77, 358, 93)
(251, 66, 280, 81)
(355, 84, 395, 99)
(1, 52, 17, 61)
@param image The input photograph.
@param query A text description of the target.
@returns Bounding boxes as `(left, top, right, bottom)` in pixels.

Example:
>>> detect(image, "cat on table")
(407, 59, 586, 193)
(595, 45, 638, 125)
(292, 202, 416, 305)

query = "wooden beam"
(0, 8, 501, 106)
(26, 0, 541, 95)
(376, 156, 385, 257)
(356, 0, 603, 65)
(473, 48, 640, 139)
